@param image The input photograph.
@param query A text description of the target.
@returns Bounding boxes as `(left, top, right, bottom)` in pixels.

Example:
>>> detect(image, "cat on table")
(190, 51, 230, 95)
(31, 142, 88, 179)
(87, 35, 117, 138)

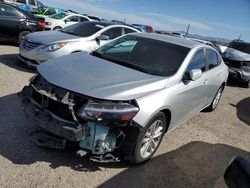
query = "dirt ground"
(0, 44, 250, 188)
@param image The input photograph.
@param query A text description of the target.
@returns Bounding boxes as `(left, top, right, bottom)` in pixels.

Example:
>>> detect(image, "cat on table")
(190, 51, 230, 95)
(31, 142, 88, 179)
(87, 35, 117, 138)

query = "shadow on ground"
(0, 93, 250, 187)
(226, 78, 248, 88)
(99, 142, 250, 188)
(235, 97, 250, 126)
(0, 42, 18, 47)
(0, 54, 35, 73)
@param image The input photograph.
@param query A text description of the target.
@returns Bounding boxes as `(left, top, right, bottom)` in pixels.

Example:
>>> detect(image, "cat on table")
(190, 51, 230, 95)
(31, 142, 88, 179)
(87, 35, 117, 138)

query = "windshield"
(92, 35, 190, 76)
(51, 13, 66, 19)
(61, 22, 105, 37)
(228, 42, 250, 54)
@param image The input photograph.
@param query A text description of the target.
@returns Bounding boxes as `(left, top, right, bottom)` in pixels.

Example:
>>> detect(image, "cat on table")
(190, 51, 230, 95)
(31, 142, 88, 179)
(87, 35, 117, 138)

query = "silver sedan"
(20, 33, 228, 164)
(19, 21, 140, 68)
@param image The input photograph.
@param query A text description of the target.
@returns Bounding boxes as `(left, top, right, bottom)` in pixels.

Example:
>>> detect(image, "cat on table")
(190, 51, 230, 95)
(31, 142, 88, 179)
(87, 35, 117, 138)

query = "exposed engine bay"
(19, 74, 141, 162)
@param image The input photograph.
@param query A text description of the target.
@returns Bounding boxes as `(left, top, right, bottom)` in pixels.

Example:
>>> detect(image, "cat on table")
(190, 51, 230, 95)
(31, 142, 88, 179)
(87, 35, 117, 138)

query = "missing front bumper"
(19, 86, 85, 141)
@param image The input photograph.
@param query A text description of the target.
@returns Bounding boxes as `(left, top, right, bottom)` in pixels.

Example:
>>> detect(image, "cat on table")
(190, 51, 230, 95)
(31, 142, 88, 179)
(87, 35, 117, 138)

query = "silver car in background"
(19, 21, 140, 68)
(20, 33, 228, 164)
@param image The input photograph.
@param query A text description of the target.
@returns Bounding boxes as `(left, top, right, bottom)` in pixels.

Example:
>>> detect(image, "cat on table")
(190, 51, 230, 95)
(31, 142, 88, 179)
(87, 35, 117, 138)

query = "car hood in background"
(25, 31, 80, 45)
(222, 47, 250, 61)
(37, 53, 168, 100)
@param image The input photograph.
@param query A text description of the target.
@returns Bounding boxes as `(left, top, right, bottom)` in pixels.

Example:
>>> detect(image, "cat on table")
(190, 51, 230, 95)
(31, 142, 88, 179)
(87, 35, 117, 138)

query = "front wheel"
(130, 112, 167, 164)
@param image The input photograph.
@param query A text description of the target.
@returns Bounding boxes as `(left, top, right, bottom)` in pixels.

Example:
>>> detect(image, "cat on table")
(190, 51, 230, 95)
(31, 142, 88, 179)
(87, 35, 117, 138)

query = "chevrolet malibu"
(20, 33, 228, 164)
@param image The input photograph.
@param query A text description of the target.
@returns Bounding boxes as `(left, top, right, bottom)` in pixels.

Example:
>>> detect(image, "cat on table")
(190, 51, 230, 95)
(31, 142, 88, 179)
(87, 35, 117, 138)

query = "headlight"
(77, 100, 139, 122)
(39, 41, 67, 52)
(45, 22, 51, 25)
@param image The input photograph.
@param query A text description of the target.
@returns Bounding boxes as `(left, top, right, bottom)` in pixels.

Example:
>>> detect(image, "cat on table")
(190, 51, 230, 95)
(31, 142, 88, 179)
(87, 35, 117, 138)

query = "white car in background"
(45, 12, 93, 30)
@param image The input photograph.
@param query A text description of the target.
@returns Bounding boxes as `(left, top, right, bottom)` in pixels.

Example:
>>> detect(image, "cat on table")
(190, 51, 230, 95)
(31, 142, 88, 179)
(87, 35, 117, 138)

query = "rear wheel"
(130, 112, 167, 164)
(17, 31, 30, 45)
(204, 86, 224, 112)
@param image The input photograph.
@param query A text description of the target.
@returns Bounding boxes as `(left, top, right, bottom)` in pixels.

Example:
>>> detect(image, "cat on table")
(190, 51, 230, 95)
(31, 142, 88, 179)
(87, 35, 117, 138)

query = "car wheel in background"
(244, 81, 250, 88)
(53, 26, 62, 30)
(130, 112, 167, 164)
(17, 31, 30, 45)
(204, 85, 224, 112)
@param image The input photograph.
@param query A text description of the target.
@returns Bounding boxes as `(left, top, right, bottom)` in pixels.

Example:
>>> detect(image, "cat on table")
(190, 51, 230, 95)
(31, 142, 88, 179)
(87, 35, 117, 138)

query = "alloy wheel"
(140, 120, 164, 158)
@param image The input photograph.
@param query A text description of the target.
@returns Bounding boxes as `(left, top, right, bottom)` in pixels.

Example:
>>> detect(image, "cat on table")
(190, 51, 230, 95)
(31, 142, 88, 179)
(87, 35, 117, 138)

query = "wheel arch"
(160, 109, 172, 133)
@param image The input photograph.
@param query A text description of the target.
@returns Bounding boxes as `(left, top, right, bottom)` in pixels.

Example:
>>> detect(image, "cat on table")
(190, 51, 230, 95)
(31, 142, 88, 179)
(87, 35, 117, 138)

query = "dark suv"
(0, 2, 46, 44)
(222, 40, 250, 87)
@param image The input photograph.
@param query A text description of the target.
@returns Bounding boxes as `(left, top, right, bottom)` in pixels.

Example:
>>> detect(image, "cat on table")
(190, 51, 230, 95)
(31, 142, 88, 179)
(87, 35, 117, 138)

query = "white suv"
(45, 13, 93, 30)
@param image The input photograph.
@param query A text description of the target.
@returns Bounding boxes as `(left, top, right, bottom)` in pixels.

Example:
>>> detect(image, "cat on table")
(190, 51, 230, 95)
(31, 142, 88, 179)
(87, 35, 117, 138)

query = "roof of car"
(188, 38, 213, 44)
(86, 21, 140, 30)
(131, 33, 201, 48)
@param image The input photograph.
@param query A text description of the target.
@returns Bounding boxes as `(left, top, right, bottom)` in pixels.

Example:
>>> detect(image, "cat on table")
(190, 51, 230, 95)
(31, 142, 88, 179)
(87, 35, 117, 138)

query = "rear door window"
(206, 49, 218, 70)
(68, 16, 79, 22)
(124, 28, 137, 34)
(80, 17, 89, 22)
(102, 27, 122, 40)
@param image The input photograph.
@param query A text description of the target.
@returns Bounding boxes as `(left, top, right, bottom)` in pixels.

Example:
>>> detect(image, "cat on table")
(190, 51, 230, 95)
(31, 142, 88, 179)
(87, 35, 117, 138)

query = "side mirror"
(96, 35, 109, 41)
(224, 156, 250, 188)
(189, 69, 202, 81)
(64, 19, 70, 23)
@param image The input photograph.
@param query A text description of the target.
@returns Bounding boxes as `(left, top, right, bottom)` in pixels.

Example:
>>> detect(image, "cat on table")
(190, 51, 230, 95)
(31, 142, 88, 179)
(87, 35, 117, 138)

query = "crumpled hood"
(37, 53, 168, 100)
(222, 47, 250, 61)
(25, 30, 80, 45)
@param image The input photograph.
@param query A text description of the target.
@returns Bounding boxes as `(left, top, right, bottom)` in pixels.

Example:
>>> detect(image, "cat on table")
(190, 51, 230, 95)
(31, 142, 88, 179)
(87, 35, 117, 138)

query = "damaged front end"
(19, 74, 141, 162)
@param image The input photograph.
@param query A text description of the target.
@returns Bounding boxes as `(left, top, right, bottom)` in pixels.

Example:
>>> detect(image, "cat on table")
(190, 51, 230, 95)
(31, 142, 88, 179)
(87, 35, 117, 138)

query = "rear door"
(205, 48, 224, 102)
(0, 4, 24, 42)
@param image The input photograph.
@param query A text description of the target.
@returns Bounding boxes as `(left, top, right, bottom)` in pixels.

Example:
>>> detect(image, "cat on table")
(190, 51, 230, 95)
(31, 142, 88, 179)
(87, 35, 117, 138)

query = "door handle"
(218, 73, 222, 77)
(204, 79, 208, 84)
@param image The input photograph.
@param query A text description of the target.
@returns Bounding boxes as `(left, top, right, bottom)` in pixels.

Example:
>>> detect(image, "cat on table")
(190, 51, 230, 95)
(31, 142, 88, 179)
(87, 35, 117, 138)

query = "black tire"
(243, 81, 250, 88)
(53, 26, 62, 30)
(204, 85, 224, 112)
(17, 31, 30, 45)
(130, 112, 167, 164)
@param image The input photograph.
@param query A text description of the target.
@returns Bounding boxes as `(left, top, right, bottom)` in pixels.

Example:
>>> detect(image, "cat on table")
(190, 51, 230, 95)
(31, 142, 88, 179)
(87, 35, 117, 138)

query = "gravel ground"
(0, 44, 250, 188)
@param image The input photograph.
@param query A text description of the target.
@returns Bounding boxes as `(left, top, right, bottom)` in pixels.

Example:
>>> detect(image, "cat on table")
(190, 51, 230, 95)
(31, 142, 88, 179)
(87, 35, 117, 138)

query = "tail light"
(146, 26, 153, 33)
(38, 21, 46, 29)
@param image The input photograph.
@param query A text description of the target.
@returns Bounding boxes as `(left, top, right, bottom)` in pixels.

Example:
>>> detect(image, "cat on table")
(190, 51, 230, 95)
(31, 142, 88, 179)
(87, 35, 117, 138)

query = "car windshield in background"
(228, 42, 250, 54)
(93, 35, 190, 76)
(51, 13, 66, 19)
(61, 22, 105, 37)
